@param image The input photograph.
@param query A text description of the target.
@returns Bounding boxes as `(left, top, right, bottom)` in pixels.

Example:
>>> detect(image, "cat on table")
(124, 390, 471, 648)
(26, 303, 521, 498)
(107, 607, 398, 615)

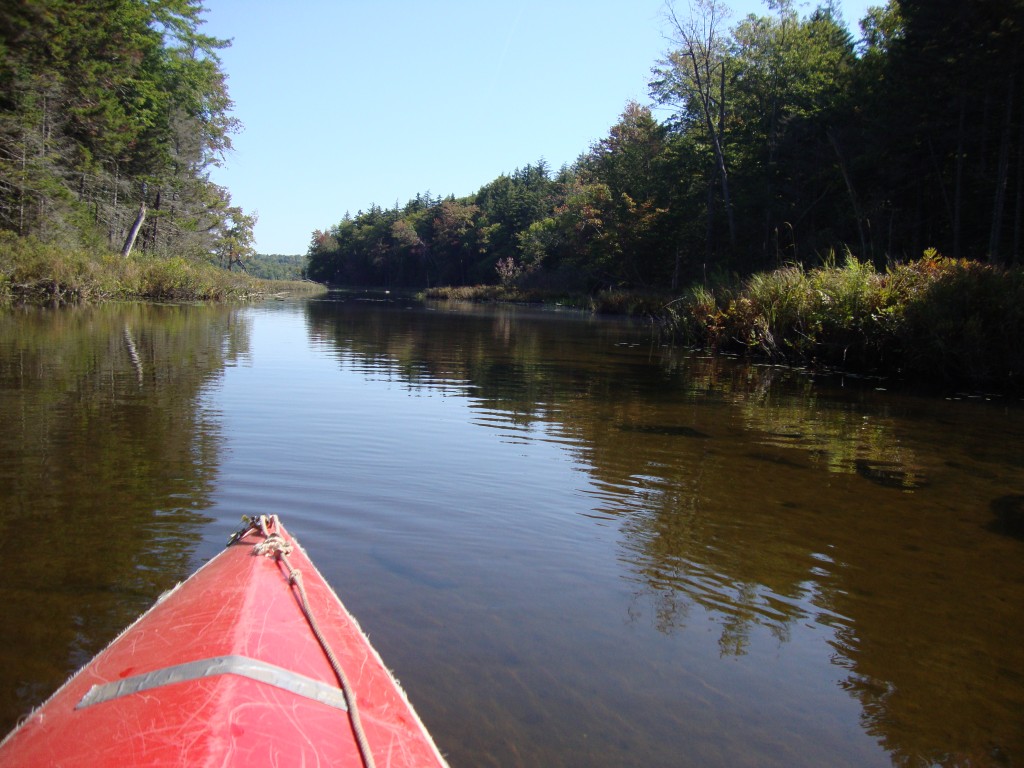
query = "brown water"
(1, 296, 1022, 767)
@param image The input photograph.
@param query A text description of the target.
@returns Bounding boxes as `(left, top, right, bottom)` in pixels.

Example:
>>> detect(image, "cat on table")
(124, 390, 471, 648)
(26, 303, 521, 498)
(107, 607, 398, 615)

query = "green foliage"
(0, 0, 249, 258)
(305, 162, 561, 289)
(897, 258, 1024, 389)
(244, 253, 305, 281)
(661, 254, 1024, 391)
(0, 233, 275, 304)
(312, 0, 1023, 299)
(214, 206, 258, 271)
(302, 0, 1024, 388)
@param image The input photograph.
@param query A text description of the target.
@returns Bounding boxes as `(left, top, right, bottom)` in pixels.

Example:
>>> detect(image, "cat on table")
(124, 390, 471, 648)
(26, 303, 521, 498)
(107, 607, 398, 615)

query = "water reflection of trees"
(0, 303, 247, 731)
(305, 298, 1024, 767)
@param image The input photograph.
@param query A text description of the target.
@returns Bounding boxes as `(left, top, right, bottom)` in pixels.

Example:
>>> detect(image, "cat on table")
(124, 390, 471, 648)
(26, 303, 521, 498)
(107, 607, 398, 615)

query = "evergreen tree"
(0, 0, 246, 257)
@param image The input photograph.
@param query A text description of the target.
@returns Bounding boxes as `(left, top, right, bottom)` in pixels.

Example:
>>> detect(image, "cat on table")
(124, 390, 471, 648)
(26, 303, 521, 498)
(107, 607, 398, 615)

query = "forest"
(306, 0, 1024, 292)
(1, 0, 1022, 389)
(0, 0, 254, 266)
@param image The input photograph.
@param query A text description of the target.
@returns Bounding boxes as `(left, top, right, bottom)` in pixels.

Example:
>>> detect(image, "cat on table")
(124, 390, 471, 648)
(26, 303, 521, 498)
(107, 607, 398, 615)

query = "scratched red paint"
(0, 518, 449, 767)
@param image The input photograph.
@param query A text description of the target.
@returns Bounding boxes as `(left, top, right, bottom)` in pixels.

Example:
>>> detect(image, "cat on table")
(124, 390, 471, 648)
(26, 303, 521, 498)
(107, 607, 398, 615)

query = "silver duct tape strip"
(76, 654, 348, 711)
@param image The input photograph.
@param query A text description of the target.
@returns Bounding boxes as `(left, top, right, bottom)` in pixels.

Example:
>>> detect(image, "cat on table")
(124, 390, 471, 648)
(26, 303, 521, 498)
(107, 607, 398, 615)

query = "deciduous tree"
(653, 0, 736, 251)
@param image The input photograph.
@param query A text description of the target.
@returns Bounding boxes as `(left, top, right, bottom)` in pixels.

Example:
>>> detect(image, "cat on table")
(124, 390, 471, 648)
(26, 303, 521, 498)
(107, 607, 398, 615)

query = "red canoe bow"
(0, 516, 450, 767)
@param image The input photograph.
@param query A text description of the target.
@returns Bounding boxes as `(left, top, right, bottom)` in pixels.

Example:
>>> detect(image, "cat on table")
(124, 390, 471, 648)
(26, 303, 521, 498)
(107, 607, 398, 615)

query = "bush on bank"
(0, 234, 321, 304)
(663, 252, 1024, 392)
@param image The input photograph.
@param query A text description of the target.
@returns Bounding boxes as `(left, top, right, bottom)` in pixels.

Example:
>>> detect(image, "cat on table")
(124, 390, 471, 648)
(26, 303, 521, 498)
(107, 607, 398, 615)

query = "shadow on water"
(0, 303, 248, 730)
(988, 494, 1024, 540)
(304, 294, 1024, 767)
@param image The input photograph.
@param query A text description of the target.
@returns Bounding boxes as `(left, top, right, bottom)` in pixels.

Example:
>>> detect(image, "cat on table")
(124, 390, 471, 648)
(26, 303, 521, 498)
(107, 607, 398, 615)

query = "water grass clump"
(662, 251, 1024, 392)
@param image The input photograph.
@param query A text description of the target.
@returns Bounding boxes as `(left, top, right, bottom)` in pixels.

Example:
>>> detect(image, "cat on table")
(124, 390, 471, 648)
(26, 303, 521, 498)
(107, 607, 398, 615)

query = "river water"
(1, 295, 1022, 767)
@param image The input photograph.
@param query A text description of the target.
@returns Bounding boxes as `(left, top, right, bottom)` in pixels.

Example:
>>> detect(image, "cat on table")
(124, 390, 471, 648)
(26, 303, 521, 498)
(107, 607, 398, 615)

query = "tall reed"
(662, 252, 1024, 391)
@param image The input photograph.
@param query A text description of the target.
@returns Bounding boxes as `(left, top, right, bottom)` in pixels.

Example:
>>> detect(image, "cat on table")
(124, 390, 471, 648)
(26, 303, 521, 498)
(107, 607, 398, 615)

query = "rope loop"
(252, 532, 293, 558)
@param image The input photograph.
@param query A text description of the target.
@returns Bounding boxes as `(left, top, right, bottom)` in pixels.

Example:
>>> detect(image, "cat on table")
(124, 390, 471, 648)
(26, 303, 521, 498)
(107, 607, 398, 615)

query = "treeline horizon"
(307, 0, 1023, 293)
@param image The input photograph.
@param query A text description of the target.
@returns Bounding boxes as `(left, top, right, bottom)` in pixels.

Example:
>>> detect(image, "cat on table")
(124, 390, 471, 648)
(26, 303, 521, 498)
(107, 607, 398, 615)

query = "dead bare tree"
(655, 0, 737, 251)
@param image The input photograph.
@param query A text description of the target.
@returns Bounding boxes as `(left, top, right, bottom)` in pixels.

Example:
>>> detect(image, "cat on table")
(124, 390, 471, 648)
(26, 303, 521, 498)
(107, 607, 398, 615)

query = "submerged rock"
(854, 459, 929, 490)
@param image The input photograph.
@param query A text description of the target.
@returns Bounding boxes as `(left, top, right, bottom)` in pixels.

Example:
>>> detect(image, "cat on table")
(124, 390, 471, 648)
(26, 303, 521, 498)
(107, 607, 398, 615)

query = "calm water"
(1, 296, 1023, 767)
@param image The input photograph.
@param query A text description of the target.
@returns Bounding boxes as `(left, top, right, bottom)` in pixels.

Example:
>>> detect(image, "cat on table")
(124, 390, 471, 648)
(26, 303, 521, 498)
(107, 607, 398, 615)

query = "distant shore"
(423, 255, 1024, 395)
(6, 237, 1021, 395)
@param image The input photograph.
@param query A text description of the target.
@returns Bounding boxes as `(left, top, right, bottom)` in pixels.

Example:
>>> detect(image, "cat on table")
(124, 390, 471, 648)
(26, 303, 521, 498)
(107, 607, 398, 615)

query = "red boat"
(0, 515, 449, 767)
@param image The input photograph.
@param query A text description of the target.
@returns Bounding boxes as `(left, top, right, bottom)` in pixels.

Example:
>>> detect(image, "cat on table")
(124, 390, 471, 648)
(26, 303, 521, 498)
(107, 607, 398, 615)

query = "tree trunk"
(705, 168, 716, 261)
(716, 61, 736, 250)
(828, 127, 869, 262)
(1013, 94, 1024, 264)
(121, 201, 146, 258)
(989, 66, 1015, 263)
(953, 98, 966, 259)
(146, 188, 161, 252)
(668, 0, 735, 253)
(691, 53, 735, 252)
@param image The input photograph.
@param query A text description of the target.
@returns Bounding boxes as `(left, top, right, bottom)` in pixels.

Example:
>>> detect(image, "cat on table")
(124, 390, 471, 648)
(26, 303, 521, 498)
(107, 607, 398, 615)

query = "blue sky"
(202, 1, 879, 255)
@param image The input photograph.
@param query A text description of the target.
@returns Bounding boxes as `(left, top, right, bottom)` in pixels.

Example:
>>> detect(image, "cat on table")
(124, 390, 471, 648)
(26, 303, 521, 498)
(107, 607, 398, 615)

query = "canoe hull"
(0, 518, 449, 767)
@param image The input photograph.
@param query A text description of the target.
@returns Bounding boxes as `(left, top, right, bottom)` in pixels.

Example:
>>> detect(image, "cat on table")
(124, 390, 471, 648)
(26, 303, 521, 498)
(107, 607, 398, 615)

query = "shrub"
(898, 259, 1024, 390)
(0, 234, 277, 305)
(661, 252, 1024, 392)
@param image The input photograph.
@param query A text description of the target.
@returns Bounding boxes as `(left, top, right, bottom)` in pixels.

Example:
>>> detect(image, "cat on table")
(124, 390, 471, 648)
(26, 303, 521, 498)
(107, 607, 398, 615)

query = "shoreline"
(5, 241, 1021, 395)
(1, 237, 325, 306)
(420, 255, 1024, 396)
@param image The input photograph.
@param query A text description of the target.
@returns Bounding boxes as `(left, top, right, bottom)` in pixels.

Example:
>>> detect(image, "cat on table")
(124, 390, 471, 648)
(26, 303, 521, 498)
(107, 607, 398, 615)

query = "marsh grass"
(0, 234, 323, 305)
(663, 252, 1024, 391)
(420, 284, 576, 305)
(421, 285, 518, 302)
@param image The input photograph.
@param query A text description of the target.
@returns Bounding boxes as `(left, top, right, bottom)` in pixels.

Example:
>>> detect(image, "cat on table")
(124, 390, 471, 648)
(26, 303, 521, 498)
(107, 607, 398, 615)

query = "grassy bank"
(420, 284, 670, 315)
(423, 252, 1024, 393)
(664, 253, 1024, 393)
(0, 235, 325, 305)
(421, 284, 562, 304)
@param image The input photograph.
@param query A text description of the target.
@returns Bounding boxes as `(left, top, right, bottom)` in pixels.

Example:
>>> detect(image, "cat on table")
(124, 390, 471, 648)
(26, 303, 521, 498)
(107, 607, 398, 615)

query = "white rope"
(252, 532, 292, 558)
(242, 515, 377, 768)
